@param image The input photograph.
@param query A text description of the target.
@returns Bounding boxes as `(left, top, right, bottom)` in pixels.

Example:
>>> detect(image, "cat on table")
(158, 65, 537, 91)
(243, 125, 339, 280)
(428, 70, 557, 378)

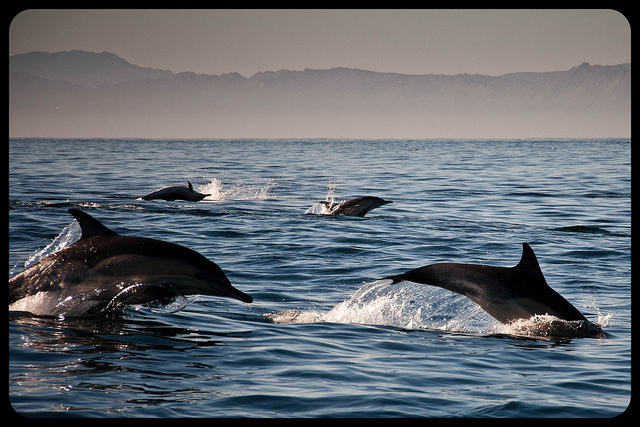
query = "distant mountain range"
(9, 50, 630, 138)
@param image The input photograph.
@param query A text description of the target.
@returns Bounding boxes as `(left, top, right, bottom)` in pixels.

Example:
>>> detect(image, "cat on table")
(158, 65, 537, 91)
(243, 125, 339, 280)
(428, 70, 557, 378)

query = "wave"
(9, 200, 145, 210)
(551, 225, 629, 237)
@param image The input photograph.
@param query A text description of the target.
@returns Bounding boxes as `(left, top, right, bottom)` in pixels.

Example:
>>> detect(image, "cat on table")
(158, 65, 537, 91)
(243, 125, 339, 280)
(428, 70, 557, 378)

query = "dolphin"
(383, 243, 604, 338)
(9, 209, 252, 317)
(142, 181, 210, 201)
(319, 196, 392, 217)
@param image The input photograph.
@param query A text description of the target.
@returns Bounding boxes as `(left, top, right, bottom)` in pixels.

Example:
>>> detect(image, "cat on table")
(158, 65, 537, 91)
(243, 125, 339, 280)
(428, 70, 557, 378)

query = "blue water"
(9, 138, 631, 417)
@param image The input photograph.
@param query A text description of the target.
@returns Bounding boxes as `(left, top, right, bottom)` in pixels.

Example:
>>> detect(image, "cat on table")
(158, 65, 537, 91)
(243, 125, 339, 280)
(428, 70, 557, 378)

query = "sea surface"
(9, 138, 631, 417)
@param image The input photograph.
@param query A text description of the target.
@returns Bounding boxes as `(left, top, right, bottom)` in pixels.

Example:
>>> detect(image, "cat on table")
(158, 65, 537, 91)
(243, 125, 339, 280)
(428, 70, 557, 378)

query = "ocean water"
(8, 138, 630, 417)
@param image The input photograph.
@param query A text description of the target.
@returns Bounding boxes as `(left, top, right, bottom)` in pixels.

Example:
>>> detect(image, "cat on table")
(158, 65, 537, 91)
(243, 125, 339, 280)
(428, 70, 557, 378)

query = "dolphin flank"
(142, 181, 210, 201)
(9, 209, 252, 317)
(383, 243, 604, 338)
(319, 196, 392, 217)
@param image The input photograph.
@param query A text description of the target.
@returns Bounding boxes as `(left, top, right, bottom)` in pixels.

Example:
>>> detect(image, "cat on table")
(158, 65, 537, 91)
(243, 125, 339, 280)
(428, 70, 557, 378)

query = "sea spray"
(16, 220, 81, 273)
(266, 279, 497, 333)
(197, 178, 277, 201)
(304, 180, 342, 214)
(266, 278, 608, 338)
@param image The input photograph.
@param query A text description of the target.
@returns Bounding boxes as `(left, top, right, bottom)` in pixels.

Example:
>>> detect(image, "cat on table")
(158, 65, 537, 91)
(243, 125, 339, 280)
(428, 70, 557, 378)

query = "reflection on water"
(9, 310, 255, 415)
(9, 311, 250, 354)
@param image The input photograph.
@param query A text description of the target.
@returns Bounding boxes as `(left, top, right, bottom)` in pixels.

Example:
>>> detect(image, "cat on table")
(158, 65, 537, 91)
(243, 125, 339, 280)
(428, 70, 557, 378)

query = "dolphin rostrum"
(319, 196, 392, 217)
(142, 181, 210, 201)
(384, 243, 604, 338)
(9, 209, 252, 317)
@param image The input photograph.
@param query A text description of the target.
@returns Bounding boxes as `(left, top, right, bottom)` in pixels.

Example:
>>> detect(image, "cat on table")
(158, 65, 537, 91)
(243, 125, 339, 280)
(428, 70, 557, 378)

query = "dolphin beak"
(195, 272, 253, 303)
(224, 287, 253, 303)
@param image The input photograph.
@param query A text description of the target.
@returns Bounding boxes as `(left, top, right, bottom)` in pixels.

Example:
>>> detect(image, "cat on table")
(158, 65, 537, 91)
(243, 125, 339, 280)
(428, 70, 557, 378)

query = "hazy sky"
(9, 9, 630, 77)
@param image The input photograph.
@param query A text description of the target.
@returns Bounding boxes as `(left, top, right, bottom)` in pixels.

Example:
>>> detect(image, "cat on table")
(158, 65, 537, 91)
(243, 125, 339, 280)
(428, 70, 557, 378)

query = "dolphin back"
(142, 181, 210, 201)
(385, 243, 588, 324)
(9, 209, 252, 317)
(324, 196, 392, 217)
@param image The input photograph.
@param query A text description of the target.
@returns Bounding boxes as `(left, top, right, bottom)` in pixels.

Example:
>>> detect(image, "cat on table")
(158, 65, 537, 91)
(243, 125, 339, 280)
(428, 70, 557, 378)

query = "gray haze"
(9, 10, 631, 138)
(9, 51, 630, 138)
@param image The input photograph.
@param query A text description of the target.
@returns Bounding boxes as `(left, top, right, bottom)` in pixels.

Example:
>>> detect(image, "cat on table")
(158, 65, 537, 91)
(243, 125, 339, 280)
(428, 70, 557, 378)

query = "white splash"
(493, 314, 608, 339)
(139, 295, 199, 314)
(14, 220, 81, 274)
(265, 279, 609, 338)
(266, 279, 496, 334)
(304, 181, 342, 214)
(197, 178, 277, 202)
(305, 202, 335, 215)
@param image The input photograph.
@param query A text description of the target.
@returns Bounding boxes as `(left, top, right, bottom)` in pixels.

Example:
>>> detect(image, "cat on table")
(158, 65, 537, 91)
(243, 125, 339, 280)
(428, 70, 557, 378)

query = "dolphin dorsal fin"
(188, 181, 193, 191)
(68, 208, 119, 240)
(514, 242, 547, 283)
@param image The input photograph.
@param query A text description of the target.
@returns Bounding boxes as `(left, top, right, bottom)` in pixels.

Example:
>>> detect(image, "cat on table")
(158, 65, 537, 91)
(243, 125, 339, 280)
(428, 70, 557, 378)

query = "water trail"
(198, 178, 277, 202)
(266, 279, 610, 338)
(266, 279, 497, 333)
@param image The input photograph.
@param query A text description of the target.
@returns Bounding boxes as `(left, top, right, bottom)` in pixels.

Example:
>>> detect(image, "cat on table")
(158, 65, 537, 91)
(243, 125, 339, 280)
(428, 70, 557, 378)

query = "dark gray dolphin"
(142, 181, 210, 201)
(319, 196, 392, 217)
(9, 209, 252, 317)
(384, 243, 604, 338)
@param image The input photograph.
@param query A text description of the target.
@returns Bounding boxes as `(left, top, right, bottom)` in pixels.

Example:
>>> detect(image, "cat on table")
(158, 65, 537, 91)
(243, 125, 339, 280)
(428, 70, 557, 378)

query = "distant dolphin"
(319, 196, 392, 217)
(383, 243, 604, 338)
(142, 181, 210, 201)
(9, 209, 252, 317)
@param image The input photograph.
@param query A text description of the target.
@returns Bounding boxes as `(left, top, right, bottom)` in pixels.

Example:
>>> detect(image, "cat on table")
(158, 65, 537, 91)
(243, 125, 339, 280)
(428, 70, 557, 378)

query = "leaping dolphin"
(9, 209, 252, 317)
(383, 243, 604, 338)
(319, 196, 392, 217)
(142, 181, 210, 201)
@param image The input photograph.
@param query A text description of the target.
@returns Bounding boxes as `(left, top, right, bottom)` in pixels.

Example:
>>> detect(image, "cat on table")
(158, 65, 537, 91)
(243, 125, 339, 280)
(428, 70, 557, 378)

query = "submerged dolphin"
(9, 209, 252, 317)
(142, 181, 210, 201)
(319, 196, 392, 217)
(384, 243, 604, 338)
